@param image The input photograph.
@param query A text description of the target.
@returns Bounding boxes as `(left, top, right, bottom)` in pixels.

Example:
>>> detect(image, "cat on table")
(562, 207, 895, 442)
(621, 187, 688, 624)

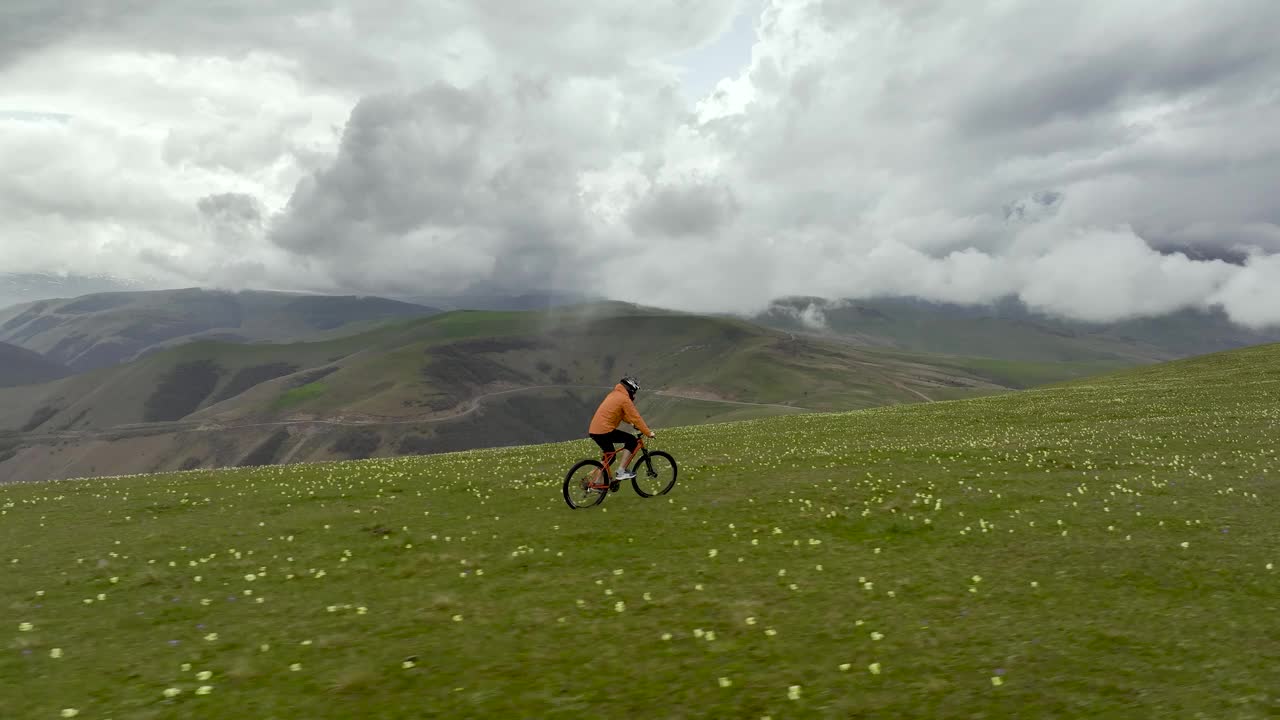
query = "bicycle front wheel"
(563, 459, 608, 509)
(632, 451, 678, 497)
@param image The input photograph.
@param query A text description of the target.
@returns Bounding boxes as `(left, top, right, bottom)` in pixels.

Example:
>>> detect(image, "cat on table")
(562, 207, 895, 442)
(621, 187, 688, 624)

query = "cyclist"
(589, 376, 655, 480)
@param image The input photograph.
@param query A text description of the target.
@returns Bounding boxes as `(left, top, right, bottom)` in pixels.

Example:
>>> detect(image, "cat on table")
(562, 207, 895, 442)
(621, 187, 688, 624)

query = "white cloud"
(0, 46, 350, 284)
(2, 0, 1279, 326)
(1210, 253, 1280, 328)
(1016, 228, 1236, 322)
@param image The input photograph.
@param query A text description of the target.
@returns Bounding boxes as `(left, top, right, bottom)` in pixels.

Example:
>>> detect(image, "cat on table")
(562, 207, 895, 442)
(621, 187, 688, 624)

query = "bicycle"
(562, 432, 678, 509)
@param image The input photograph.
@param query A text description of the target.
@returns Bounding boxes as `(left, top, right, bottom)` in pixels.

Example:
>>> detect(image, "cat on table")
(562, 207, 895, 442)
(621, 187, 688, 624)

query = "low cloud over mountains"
(3, 1, 1279, 325)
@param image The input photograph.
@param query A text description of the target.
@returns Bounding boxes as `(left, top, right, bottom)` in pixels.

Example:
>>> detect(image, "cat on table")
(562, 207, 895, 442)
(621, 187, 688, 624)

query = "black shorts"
(590, 429, 638, 456)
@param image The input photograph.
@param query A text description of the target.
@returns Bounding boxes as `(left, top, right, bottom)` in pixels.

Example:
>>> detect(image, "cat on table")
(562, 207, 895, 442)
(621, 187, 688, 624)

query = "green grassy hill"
(5, 297, 1264, 485)
(0, 303, 1114, 482)
(197, 306, 991, 423)
(2, 343, 1277, 718)
(0, 303, 1101, 436)
(0, 289, 437, 372)
(0, 342, 68, 388)
(758, 296, 1280, 363)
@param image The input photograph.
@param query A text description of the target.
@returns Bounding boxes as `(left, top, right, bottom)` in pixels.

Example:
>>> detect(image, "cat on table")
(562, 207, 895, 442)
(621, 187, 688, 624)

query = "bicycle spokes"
(631, 451, 678, 498)
(563, 460, 608, 509)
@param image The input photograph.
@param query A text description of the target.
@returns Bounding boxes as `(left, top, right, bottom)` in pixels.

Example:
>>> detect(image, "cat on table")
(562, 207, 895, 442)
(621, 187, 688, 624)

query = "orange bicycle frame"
(589, 435, 647, 488)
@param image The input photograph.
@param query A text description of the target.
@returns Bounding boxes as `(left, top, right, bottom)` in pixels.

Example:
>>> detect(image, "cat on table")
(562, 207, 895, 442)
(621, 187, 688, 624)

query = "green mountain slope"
(4, 301, 1207, 483)
(200, 307, 983, 422)
(0, 302, 1117, 481)
(0, 342, 69, 388)
(1, 343, 1276, 718)
(0, 288, 437, 372)
(758, 296, 1280, 363)
(0, 304, 976, 435)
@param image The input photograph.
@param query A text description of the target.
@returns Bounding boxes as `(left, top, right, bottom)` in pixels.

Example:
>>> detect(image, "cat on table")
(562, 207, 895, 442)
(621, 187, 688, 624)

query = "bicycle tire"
(631, 451, 678, 497)
(563, 459, 608, 509)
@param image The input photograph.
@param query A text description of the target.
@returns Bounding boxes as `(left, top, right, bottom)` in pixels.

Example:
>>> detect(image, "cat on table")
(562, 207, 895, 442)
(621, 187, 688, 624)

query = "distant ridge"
(0, 341, 69, 387)
(756, 296, 1280, 363)
(0, 272, 150, 311)
(0, 288, 438, 372)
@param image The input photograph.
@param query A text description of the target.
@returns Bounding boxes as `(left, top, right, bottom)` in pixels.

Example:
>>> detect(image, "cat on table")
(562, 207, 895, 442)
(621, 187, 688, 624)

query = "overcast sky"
(2, 0, 1279, 325)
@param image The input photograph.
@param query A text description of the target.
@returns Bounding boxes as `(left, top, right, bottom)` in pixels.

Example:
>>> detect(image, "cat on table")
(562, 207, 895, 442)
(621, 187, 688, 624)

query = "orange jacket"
(589, 384, 652, 436)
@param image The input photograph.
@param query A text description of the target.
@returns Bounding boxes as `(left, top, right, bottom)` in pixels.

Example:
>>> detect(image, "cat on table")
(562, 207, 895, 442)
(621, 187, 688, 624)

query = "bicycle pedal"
(609, 480, 621, 493)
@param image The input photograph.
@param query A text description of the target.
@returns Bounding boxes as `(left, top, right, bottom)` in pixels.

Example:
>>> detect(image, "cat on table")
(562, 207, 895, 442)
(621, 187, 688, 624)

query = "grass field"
(272, 382, 330, 409)
(2, 344, 1278, 718)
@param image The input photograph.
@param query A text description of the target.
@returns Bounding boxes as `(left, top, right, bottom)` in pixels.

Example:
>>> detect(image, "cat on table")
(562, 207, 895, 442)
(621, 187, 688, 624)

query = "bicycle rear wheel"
(563, 459, 608, 509)
(632, 451, 678, 497)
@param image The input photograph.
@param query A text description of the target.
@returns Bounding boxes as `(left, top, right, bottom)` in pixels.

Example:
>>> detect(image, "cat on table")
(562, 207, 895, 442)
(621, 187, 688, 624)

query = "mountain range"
(0, 301, 1026, 482)
(2, 285, 1278, 483)
(0, 288, 436, 372)
(756, 296, 1280, 362)
(0, 272, 150, 311)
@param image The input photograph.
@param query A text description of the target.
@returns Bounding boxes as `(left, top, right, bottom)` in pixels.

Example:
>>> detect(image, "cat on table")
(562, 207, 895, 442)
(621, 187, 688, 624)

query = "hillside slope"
(0, 303, 1096, 482)
(0, 288, 437, 372)
(0, 303, 1008, 435)
(0, 342, 69, 388)
(1, 344, 1276, 718)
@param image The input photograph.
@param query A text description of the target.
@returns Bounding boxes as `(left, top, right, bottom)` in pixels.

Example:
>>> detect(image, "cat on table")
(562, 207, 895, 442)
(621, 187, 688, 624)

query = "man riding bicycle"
(589, 376, 655, 481)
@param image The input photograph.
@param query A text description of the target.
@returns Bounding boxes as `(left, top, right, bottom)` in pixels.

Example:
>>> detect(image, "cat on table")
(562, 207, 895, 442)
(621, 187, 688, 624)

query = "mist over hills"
(0, 272, 150, 311)
(2, 283, 1279, 483)
(4, 281, 1276, 375)
(0, 300, 1021, 482)
(0, 288, 437, 372)
(399, 283, 601, 311)
(758, 296, 1280, 363)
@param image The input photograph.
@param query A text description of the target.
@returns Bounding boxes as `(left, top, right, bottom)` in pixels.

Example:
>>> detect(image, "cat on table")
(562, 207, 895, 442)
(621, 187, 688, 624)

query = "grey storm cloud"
(1003, 191, 1064, 223)
(198, 193, 263, 225)
(272, 85, 496, 252)
(0, 3, 67, 67)
(3, 0, 1280, 326)
(267, 76, 672, 291)
(198, 192, 266, 253)
(0, 1, 742, 88)
(0, 1, 421, 86)
(628, 181, 740, 238)
(955, 8, 1280, 136)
